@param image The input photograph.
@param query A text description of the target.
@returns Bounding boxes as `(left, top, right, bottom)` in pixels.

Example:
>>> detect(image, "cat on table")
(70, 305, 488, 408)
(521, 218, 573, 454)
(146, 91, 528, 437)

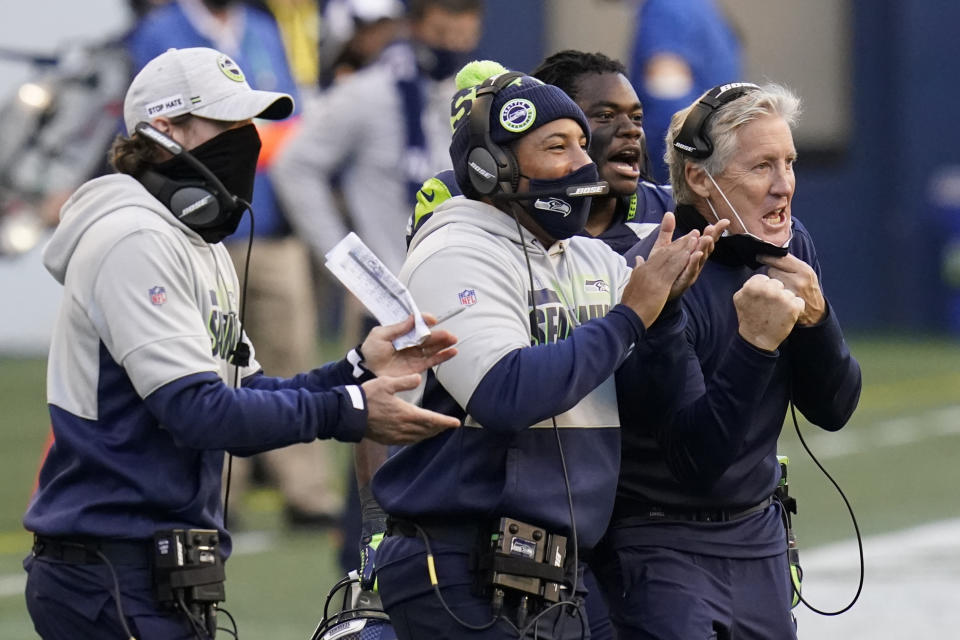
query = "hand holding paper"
(359, 314, 458, 378)
(325, 232, 430, 349)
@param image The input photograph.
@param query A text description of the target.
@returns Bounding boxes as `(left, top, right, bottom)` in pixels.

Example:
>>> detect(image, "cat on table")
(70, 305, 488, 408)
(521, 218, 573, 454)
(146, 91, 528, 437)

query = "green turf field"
(1, 335, 959, 639)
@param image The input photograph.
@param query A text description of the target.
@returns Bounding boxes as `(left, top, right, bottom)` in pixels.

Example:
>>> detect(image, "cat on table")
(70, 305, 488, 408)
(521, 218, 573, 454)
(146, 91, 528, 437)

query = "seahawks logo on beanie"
(448, 60, 588, 144)
(500, 98, 536, 132)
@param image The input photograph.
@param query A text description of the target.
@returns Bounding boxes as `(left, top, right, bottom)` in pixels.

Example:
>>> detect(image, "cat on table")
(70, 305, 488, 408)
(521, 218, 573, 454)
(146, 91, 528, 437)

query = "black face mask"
(153, 124, 261, 242)
(714, 233, 789, 269)
(416, 43, 471, 81)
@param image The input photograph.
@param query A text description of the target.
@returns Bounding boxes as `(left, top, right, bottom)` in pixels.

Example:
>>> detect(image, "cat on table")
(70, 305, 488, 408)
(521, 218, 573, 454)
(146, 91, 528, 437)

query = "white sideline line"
(0, 573, 24, 598)
(801, 405, 960, 459)
(794, 518, 960, 639)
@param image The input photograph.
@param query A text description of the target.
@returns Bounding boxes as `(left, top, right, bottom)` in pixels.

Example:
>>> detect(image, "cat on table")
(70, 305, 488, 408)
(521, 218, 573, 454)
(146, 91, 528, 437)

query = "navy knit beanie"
(448, 60, 591, 197)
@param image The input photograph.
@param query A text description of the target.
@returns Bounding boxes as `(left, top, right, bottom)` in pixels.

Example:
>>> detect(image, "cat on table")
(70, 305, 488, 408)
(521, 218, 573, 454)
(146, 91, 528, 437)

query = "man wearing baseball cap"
(23, 47, 461, 639)
(365, 61, 724, 639)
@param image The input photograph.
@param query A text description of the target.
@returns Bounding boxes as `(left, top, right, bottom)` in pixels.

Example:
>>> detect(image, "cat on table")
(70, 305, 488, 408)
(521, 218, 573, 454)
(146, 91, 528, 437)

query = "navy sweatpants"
(24, 554, 198, 640)
(603, 545, 796, 640)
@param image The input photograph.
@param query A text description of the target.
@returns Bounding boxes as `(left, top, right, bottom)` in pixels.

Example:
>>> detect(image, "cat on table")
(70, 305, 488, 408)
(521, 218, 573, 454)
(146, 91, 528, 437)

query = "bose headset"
(133, 120, 252, 367)
(464, 72, 608, 204)
(133, 121, 244, 234)
(672, 82, 760, 159)
(465, 71, 526, 196)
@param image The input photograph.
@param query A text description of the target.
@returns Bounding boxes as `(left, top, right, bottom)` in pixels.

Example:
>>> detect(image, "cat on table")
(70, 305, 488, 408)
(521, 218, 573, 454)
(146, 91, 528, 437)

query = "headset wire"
(73, 544, 138, 640)
(413, 522, 502, 631)
(217, 606, 240, 639)
(509, 204, 586, 639)
(221, 200, 255, 531)
(177, 591, 211, 640)
(786, 400, 864, 615)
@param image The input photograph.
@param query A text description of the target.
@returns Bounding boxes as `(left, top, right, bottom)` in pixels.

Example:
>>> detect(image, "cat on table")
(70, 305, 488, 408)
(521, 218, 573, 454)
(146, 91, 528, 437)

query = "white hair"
(666, 83, 802, 204)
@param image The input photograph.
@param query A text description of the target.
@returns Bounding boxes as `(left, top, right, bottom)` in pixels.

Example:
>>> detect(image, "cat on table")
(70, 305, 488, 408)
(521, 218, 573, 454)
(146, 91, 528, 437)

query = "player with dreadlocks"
(531, 50, 673, 255)
(407, 51, 673, 259)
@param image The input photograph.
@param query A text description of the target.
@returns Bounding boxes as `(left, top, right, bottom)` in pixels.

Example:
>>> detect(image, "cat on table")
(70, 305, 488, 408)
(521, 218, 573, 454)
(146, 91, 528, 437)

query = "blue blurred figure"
(629, 0, 741, 183)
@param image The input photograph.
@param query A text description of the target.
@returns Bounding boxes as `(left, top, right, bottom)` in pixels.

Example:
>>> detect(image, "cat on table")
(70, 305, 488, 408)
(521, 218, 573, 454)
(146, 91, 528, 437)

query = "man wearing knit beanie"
(364, 60, 726, 639)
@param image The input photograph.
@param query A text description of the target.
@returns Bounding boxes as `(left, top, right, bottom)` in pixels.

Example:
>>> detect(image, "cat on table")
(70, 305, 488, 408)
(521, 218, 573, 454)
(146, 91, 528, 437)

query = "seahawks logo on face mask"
(534, 198, 572, 217)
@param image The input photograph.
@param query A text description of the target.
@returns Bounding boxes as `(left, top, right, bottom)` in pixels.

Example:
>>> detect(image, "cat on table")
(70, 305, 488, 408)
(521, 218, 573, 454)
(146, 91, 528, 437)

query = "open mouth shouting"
(760, 206, 789, 232)
(607, 145, 642, 180)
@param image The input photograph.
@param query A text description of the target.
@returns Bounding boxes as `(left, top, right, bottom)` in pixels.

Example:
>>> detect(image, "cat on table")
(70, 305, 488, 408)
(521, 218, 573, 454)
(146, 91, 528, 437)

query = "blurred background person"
(272, 0, 484, 572)
(317, 0, 406, 88)
(128, 0, 172, 18)
(532, 49, 673, 255)
(628, 0, 742, 183)
(127, 0, 346, 531)
(246, 0, 323, 93)
(271, 0, 484, 280)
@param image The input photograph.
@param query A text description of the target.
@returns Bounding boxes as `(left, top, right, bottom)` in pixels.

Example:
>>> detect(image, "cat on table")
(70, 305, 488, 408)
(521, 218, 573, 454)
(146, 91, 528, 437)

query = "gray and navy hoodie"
(24, 174, 367, 554)
(372, 197, 686, 552)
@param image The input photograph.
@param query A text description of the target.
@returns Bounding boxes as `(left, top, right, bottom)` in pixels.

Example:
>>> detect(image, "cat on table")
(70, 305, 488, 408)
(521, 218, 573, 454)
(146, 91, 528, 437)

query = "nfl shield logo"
(149, 286, 167, 306)
(458, 289, 477, 306)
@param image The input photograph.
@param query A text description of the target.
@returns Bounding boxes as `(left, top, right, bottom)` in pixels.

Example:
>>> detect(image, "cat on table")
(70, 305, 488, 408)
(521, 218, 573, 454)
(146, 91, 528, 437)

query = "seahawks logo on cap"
(500, 98, 536, 133)
(217, 54, 245, 83)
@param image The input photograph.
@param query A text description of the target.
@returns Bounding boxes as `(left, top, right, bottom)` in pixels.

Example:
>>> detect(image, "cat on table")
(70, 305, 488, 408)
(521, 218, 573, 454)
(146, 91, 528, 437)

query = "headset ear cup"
(674, 83, 761, 160)
(464, 71, 527, 197)
(138, 170, 226, 229)
(169, 185, 223, 226)
(467, 146, 501, 196)
(674, 102, 714, 159)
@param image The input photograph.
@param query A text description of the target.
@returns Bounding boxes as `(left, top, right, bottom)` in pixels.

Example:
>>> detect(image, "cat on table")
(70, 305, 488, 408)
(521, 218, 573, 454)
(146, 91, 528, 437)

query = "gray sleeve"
(93, 230, 218, 398)
(271, 85, 367, 261)
(401, 237, 531, 409)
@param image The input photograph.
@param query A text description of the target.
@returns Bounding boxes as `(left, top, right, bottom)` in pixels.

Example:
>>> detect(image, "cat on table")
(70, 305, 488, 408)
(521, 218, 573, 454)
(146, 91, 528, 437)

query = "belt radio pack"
(152, 529, 226, 637)
(775, 456, 802, 608)
(474, 517, 567, 626)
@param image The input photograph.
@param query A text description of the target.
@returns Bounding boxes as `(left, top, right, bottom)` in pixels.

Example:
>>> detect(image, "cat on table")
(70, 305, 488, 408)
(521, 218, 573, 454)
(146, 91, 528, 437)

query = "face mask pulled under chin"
(517, 162, 601, 241)
(704, 169, 791, 269)
(715, 232, 789, 269)
(154, 124, 261, 242)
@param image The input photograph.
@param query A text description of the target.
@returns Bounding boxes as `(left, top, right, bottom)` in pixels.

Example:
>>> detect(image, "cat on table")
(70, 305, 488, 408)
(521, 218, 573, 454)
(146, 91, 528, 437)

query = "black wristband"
(346, 343, 376, 382)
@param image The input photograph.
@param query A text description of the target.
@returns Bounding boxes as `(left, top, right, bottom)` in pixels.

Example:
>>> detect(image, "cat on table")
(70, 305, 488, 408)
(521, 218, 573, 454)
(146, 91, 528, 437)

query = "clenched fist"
(733, 274, 805, 351)
(758, 254, 826, 326)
